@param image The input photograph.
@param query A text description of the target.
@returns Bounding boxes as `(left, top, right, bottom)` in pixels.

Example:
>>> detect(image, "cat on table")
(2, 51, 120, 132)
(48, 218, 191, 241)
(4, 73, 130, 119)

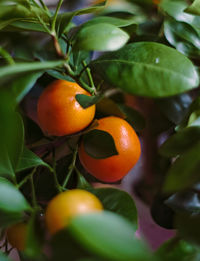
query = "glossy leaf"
(90, 42, 199, 97)
(16, 147, 51, 173)
(185, 0, 200, 16)
(159, 126, 200, 157)
(73, 23, 129, 52)
(76, 94, 103, 109)
(0, 60, 65, 84)
(11, 72, 43, 104)
(83, 129, 118, 159)
(68, 211, 151, 261)
(164, 141, 200, 192)
(90, 188, 138, 223)
(0, 177, 30, 212)
(156, 93, 193, 124)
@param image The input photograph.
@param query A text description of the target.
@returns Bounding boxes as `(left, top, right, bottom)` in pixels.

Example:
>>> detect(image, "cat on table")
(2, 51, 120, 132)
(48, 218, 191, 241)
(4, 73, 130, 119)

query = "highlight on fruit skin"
(78, 116, 141, 183)
(7, 222, 27, 251)
(45, 189, 103, 235)
(37, 80, 96, 137)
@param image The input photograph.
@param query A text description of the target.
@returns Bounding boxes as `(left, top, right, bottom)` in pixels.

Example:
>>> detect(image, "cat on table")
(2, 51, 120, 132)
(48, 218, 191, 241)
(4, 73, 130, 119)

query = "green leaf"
(83, 129, 118, 159)
(0, 177, 31, 212)
(68, 211, 151, 261)
(156, 94, 193, 125)
(47, 70, 74, 82)
(76, 94, 103, 109)
(25, 212, 44, 258)
(0, 250, 12, 261)
(159, 126, 200, 157)
(0, 60, 64, 85)
(118, 104, 145, 131)
(56, 1, 107, 37)
(11, 72, 43, 104)
(96, 98, 125, 119)
(16, 147, 51, 173)
(83, 16, 137, 28)
(90, 188, 138, 224)
(0, 92, 24, 179)
(90, 42, 199, 97)
(0, 211, 23, 228)
(156, 239, 200, 261)
(10, 20, 48, 33)
(164, 141, 200, 192)
(73, 23, 129, 52)
(185, 0, 200, 16)
(164, 19, 200, 57)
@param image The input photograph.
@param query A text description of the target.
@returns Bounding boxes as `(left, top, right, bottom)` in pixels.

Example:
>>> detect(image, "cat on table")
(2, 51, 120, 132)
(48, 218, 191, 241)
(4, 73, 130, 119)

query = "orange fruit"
(7, 223, 27, 251)
(152, 0, 160, 4)
(78, 116, 141, 183)
(37, 80, 96, 136)
(45, 189, 103, 235)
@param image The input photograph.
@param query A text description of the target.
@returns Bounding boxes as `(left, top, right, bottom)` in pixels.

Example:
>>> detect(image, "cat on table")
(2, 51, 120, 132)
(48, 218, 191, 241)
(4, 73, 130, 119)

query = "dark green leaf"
(46, 70, 74, 82)
(56, 1, 107, 37)
(11, 72, 43, 104)
(16, 147, 51, 173)
(156, 93, 193, 125)
(118, 104, 145, 131)
(0, 177, 31, 212)
(68, 211, 151, 261)
(175, 213, 200, 245)
(185, 0, 200, 16)
(90, 42, 199, 97)
(83, 129, 118, 159)
(76, 94, 103, 109)
(164, 141, 200, 192)
(0, 92, 24, 179)
(96, 98, 125, 119)
(73, 23, 129, 52)
(156, 239, 200, 261)
(0, 211, 23, 228)
(25, 212, 44, 258)
(10, 20, 48, 33)
(159, 127, 200, 157)
(165, 190, 200, 214)
(90, 188, 138, 223)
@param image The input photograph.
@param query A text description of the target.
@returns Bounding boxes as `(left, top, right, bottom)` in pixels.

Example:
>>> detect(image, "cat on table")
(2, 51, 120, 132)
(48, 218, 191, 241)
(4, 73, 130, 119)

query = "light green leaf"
(73, 23, 129, 51)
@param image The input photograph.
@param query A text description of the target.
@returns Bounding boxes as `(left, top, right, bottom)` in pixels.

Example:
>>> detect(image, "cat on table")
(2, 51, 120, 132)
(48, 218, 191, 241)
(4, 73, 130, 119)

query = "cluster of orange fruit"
(7, 79, 141, 251)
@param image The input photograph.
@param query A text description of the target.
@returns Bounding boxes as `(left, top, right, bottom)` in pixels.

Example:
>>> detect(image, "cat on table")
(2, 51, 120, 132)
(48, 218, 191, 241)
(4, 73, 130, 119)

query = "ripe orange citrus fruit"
(78, 116, 141, 182)
(7, 222, 27, 251)
(45, 189, 103, 235)
(37, 80, 96, 136)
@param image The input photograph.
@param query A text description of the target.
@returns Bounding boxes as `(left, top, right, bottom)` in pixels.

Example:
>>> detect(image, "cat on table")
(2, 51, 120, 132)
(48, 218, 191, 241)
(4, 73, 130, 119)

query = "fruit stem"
(51, 0, 64, 33)
(52, 148, 63, 193)
(82, 60, 96, 93)
(17, 167, 37, 189)
(30, 171, 37, 208)
(62, 145, 78, 188)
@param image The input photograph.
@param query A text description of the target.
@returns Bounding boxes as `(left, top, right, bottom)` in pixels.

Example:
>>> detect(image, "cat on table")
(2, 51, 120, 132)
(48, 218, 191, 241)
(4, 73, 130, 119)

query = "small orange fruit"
(79, 116, 141, 182)
(37, 80, 96, 136)
(7, 222, 27, 251)
(45, 189, 103, 235)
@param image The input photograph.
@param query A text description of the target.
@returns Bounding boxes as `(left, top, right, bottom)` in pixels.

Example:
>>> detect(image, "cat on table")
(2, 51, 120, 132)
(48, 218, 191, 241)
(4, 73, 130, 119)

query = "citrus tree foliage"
(0, 0, 200, 260)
